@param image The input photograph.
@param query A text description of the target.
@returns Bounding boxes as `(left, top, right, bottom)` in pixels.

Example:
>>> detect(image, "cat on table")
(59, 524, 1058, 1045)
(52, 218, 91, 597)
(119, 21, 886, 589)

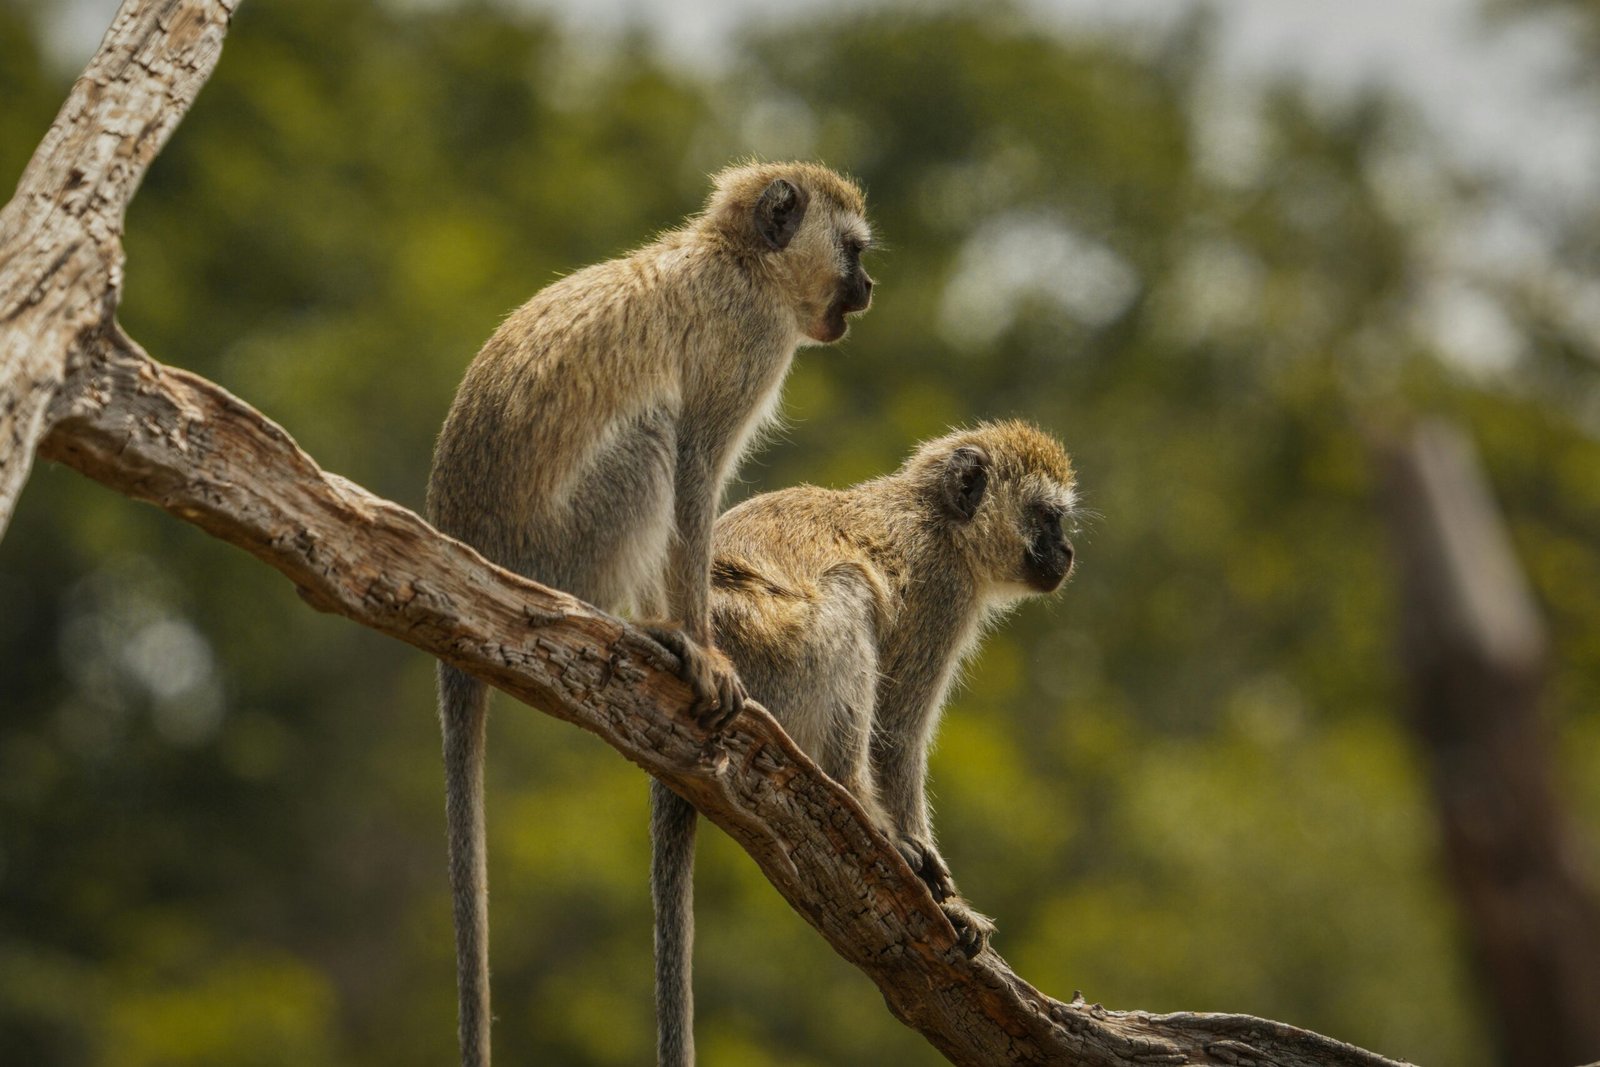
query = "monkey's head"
(913, 421, 1079, 598)
(700, 161, 875, 344)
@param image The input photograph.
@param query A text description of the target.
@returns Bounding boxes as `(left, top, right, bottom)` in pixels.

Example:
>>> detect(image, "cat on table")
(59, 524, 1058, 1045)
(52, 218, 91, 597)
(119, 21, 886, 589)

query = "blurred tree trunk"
(1379, 420, 1600, 1067)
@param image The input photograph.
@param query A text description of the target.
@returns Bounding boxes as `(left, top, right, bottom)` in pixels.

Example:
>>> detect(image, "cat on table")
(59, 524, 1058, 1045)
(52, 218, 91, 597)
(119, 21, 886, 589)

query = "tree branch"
(0, 0, 236, 538)
(0, 1, 1413, 1063)
(33, 329, 1407, 1067)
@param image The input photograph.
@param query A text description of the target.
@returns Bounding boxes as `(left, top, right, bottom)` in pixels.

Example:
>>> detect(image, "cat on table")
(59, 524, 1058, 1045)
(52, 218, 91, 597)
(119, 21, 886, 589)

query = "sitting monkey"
(653, 420, 1079, 1065)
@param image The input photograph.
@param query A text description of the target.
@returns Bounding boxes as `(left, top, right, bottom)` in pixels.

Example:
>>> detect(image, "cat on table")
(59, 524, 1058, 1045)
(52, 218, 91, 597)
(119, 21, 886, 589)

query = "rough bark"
(0, 0, 1417, 1063)
(0, 0, 236, 538)
(1379, 421, 1600, 1067)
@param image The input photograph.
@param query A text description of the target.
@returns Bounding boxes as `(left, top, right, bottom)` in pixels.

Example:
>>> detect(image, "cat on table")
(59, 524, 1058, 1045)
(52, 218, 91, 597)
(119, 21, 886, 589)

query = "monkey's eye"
(843, 238, 865, 261)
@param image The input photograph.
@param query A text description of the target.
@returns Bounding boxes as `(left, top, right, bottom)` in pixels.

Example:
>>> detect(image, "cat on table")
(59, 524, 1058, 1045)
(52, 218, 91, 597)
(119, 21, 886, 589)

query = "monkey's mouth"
(809, 296, 868, 344)
(1022, 542, 1075, 592)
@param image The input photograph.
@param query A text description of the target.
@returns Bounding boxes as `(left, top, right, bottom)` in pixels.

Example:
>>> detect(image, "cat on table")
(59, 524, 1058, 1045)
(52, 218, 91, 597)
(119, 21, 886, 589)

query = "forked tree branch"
(0, 0, 236, 537)
(0, 2, 1411, 1064)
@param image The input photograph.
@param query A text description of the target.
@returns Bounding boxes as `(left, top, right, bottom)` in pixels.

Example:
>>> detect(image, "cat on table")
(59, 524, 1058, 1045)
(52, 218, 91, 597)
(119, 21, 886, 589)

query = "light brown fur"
(426, 162, 873, 1067)
(652, 421, 1079, 1063)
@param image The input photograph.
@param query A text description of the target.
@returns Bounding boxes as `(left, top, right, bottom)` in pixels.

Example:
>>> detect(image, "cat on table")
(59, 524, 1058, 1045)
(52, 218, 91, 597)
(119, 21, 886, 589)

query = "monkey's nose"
(1060, 540, 1075, 576)
(849, 272, 874, 312)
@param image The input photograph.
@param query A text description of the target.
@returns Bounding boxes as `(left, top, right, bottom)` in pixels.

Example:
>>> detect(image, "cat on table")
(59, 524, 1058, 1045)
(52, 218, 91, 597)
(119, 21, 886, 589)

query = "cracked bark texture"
(0, 0, 235, 538)
(0, 0, 1416, 1063)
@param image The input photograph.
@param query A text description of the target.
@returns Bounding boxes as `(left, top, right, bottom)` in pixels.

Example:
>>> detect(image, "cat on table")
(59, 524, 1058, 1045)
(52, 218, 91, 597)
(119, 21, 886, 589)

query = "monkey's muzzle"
(1024, 537, 1074, 592)
(813, 269, 873, 343)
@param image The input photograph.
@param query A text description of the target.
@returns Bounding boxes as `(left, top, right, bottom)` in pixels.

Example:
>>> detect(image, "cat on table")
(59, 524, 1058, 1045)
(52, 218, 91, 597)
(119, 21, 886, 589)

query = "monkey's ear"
(941, 446, 990, 522)
(754, 178, 809, 251)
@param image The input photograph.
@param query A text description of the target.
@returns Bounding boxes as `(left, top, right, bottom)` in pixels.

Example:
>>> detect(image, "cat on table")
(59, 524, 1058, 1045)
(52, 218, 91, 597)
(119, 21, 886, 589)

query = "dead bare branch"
(0, 0, 237, 537)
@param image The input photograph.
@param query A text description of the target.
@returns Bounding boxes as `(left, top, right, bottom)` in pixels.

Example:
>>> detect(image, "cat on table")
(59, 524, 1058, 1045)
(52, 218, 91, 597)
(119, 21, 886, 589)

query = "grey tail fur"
(441, 663, 492, 1067)
(651, 778, 699, 1067)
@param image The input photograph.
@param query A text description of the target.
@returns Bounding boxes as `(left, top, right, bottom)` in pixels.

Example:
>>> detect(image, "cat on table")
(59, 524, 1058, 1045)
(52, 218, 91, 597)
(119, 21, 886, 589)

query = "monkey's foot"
(643, 626, 748, 731)
(895, 836, 957, 903)
(941, 898, 996, 958)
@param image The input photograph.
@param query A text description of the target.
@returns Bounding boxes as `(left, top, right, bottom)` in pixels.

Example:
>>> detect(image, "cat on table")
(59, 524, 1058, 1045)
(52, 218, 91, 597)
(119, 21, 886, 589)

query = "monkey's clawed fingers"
(940, 899, 996, 958)
(699, 662, 747, 732)
(644, 626, 748, 732)
(894, 836, 958, 903)
(892, 838, 992, 954)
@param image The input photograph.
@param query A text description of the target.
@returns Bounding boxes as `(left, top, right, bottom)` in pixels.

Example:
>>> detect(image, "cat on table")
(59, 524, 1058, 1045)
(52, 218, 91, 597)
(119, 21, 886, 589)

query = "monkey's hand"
(894, 836, 958, 903)
(940, 897, 996, 958)
(642, 625, 748, 732)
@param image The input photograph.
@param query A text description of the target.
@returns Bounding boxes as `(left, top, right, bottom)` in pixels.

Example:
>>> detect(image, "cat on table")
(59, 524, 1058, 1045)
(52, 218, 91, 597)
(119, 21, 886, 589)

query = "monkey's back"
(709, 486, 902, 760)
(426, 243, 706, 608)
(711, 486, 886, 596)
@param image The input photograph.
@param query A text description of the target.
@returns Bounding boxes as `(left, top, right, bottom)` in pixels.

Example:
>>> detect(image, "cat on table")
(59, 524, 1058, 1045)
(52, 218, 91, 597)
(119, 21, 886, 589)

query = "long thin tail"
(651, 778, 699, 1067)
(440, 663, 491, 1067)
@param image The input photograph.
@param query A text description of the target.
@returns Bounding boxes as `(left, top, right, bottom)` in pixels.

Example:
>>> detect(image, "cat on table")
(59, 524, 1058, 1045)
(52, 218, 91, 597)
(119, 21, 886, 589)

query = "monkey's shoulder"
(517, 237, 738, 319)
(474, 244, 757, 389)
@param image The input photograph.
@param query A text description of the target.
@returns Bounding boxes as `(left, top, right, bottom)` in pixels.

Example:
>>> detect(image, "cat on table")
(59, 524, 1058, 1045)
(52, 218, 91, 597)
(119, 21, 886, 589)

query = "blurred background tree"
(3, 0, 1599, 1064)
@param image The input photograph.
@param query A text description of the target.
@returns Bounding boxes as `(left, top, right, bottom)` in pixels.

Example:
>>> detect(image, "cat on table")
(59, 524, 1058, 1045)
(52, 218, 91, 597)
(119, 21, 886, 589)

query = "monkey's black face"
(812, 241, 874, 343)
(1020, 504, 1075, 592)
(839, 260, 874, 315)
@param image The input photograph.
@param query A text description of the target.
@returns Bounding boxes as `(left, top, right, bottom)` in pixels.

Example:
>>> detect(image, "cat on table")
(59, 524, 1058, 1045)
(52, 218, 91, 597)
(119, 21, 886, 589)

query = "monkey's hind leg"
(651, 778, 699, 1067)
(439, 662, 492, 1067)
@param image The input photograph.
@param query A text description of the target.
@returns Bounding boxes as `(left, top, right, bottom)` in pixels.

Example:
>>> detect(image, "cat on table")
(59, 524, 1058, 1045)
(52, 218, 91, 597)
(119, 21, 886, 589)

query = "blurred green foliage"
(3, 1, 1600, 1064)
